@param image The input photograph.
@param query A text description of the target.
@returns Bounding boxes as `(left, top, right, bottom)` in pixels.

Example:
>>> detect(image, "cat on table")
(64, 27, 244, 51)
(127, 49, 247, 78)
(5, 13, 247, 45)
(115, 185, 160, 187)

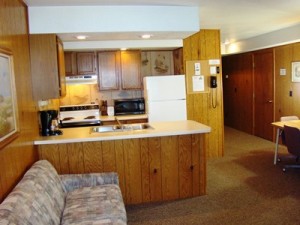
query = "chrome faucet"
(115, 117, 123, 130)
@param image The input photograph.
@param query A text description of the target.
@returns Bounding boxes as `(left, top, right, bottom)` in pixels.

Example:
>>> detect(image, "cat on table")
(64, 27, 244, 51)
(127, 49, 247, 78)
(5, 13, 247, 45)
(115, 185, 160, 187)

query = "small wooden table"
(271, 120, 300, 165)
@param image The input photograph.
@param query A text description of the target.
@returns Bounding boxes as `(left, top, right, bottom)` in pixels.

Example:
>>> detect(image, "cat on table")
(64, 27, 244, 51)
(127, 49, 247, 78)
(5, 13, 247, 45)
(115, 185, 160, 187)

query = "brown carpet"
(126, 126, 300, 225)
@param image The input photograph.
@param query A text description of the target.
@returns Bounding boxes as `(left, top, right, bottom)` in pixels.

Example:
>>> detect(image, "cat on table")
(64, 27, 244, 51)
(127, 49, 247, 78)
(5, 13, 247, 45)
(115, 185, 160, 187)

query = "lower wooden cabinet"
(38, 134, 206, 205)
(101, 118, 148, 126)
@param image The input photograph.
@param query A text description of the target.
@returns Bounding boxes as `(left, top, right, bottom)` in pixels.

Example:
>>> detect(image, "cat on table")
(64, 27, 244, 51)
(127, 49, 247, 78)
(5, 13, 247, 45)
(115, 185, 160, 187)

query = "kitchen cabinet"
(64, 51, 97, 76)
(97, 51, 120, 90)
(101, 118, 148, 126)
(122, 118, 147, 124)
(121, 50, 142, 89)
(64, 52, 77, 76)
(30, 34, 66, 100)
(97, 50, 142, 90)
(76, 52, 97, 75)
(37, 133, 205, 204)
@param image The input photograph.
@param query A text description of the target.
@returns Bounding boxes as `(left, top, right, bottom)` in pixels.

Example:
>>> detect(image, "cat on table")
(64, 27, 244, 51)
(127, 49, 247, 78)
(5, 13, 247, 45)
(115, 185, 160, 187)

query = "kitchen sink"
(90, 123, 153, 133)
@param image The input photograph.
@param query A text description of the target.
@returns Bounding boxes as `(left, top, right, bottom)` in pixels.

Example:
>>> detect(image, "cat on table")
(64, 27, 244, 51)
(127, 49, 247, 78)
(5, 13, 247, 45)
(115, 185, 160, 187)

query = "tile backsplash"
(59, 84, 143, 106)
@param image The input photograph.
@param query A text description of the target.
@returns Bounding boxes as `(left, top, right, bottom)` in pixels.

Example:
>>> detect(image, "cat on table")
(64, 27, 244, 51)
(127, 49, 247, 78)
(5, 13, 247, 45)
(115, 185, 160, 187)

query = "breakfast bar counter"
(35, 120, 211, 205)
(34, 120, 211, 145)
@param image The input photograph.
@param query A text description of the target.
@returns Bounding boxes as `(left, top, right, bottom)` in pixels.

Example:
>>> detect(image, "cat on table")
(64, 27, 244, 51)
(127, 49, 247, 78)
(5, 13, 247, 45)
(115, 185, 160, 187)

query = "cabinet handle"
(153, 168, 157, 173)
(190, 165, 194, 170)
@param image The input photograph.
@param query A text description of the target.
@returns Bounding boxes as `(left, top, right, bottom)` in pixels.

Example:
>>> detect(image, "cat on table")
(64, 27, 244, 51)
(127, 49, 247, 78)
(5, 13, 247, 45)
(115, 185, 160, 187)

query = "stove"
(59, 104, 101, 128)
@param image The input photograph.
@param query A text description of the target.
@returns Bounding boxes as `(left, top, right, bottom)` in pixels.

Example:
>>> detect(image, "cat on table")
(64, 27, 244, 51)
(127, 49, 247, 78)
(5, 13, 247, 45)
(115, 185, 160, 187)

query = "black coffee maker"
(40, 110, 62, 136)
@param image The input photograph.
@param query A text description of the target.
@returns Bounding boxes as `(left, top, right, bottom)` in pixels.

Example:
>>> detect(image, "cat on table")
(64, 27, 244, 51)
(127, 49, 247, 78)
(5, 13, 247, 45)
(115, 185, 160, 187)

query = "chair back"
(280, 116, 299, 145)
(283, 125, 300, 157)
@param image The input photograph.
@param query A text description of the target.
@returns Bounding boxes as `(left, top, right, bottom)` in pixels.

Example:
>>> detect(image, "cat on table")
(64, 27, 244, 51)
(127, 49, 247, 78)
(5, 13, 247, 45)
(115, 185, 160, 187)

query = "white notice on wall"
(194, 62, 201, 75)
(209, 59, 220, 65)
(192, 75, 205, 92)
(210, 66, 217, 75)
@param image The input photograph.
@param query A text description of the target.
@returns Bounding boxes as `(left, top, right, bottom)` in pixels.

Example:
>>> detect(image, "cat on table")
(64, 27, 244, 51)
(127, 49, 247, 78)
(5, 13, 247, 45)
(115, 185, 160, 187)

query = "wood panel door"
(121, 51, 142, 89)
(30, 34, 64, 100)
(253, 49, 274, 141)
(57, 38, 66, 97)
(98, 51, 120, 90)
(76, 52, 97, 75)
(64, 52, 77, 76)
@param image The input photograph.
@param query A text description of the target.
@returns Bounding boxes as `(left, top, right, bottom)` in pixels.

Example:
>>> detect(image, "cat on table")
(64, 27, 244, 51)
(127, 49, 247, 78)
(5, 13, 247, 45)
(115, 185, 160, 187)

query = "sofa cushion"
(60, 172, 119, 193)
(61, 184, 127, 225)
(0, 160, 66, 225)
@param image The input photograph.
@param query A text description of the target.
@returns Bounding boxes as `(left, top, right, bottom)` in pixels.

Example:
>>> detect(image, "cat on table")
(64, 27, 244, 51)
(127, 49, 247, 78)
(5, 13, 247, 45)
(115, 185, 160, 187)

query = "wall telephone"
(210, 76, 217, 108)
(210, 76, 217, 88)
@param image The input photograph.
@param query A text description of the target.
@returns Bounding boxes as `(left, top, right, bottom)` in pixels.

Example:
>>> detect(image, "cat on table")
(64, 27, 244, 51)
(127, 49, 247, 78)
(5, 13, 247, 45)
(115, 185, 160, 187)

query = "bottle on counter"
(100, 100, 108, 116)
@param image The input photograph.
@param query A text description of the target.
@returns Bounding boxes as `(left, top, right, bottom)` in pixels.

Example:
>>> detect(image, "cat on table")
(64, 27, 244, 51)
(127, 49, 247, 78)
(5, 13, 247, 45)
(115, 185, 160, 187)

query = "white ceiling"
(23, 0, 300, 52)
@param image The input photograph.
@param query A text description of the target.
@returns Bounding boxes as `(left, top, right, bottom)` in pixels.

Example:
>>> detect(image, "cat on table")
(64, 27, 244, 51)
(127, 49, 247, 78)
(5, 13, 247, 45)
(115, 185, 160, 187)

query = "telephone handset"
(210, 76, 217, 88)
(210, 76, 217, 108)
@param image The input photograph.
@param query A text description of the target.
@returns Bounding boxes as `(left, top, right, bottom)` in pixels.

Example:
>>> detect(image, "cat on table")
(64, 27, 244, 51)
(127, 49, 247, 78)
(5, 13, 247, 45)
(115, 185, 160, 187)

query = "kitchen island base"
(38, 134, 206, 205)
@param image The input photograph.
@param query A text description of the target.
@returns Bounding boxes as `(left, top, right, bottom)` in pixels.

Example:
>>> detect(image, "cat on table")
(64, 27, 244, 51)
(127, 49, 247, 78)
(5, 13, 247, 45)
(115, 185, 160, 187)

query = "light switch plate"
(280, 68, 286, 76)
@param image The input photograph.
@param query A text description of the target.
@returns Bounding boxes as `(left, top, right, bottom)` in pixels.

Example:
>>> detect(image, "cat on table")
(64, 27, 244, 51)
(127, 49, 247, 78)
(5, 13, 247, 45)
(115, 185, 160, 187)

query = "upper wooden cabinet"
(121, 50, 141, 90)
(30, 34, 66, 100)
(97, 51, 120, 91)
(64, 51, 97, 76)
(97, 50, 142, 91)
(64, 52, 77, 76)
(77, 52, 97, 75)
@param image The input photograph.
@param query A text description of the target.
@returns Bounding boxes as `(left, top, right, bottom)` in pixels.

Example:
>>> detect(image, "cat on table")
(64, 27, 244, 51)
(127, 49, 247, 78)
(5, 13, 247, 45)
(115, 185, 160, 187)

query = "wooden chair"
(282, 125, 300, 172)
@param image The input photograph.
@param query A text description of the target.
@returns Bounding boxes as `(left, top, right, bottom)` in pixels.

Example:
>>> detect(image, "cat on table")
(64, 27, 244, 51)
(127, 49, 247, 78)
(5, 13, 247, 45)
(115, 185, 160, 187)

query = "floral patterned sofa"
(0, 160, 127, 225)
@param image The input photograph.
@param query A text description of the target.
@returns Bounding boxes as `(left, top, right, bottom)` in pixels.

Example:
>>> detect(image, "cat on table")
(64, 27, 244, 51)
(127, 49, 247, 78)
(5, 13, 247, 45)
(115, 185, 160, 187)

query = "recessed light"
(223, 39, 230, 45)
(140, 34, 152, 39)
(76, 35, 87, 40)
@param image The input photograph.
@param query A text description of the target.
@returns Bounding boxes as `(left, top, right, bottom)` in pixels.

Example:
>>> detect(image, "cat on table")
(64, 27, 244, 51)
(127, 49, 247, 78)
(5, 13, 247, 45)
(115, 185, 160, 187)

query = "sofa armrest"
(59, 172, 119, 192)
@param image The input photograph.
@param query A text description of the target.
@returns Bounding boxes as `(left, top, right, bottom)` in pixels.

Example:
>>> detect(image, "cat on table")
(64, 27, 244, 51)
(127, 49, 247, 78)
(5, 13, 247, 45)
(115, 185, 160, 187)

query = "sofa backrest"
(0, 160, 66, 225)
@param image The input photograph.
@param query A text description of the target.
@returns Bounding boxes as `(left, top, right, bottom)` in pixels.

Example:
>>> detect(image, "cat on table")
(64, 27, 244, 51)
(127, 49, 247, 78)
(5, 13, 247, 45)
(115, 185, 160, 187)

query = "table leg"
(274, 128, 280, 165)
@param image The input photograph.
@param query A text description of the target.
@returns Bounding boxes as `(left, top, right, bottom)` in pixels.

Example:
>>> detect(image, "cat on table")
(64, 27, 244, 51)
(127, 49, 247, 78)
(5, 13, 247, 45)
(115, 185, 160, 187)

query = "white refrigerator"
(143, 75, 187, 122)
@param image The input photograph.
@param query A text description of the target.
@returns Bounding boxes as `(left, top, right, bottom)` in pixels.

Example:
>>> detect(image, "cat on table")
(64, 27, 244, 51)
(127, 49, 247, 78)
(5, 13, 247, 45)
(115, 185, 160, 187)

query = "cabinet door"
(57, 38, 66, 97)
(121, 51, 142, 89)
(76, 52, 97, 75)
(30, 34, 65, 100)
(98, 51, 120, 90)
(178, 135, 193, 198)
(64, 52, 77, 76)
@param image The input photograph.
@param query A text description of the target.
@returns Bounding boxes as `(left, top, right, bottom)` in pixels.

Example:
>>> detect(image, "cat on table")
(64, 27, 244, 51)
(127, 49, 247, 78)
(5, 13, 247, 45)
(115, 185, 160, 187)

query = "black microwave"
(114, 98, 145, 115)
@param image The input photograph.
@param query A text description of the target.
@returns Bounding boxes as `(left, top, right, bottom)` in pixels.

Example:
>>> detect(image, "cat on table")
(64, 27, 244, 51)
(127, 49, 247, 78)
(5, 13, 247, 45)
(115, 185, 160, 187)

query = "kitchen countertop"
(100, 114, 148, 122)
(34, 120, 211, 145)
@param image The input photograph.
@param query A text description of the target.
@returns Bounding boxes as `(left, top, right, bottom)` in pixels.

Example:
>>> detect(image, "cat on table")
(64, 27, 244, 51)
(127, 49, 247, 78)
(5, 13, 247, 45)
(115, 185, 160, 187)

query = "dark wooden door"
(253, 49, 274, 141)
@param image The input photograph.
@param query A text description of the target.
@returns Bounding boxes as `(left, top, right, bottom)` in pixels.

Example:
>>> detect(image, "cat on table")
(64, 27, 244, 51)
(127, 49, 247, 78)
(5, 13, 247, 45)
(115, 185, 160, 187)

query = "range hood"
(65, 75, 98, 85)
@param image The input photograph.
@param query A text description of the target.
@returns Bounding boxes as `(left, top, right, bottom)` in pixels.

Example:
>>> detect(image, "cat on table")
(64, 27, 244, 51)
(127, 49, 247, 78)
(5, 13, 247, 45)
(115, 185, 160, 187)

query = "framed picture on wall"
(291, 61, 300, 82)
(0, 48, 19, 149)
(150, 51, 174, 75)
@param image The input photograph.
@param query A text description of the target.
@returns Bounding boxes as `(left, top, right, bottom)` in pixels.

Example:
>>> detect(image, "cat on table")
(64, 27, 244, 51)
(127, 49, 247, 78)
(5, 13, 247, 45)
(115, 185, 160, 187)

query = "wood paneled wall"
(223, 43, 300, 140)
(274, 43, 300, 120)
(183, 30, 224, 157)
(0, 0, 39, 202)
